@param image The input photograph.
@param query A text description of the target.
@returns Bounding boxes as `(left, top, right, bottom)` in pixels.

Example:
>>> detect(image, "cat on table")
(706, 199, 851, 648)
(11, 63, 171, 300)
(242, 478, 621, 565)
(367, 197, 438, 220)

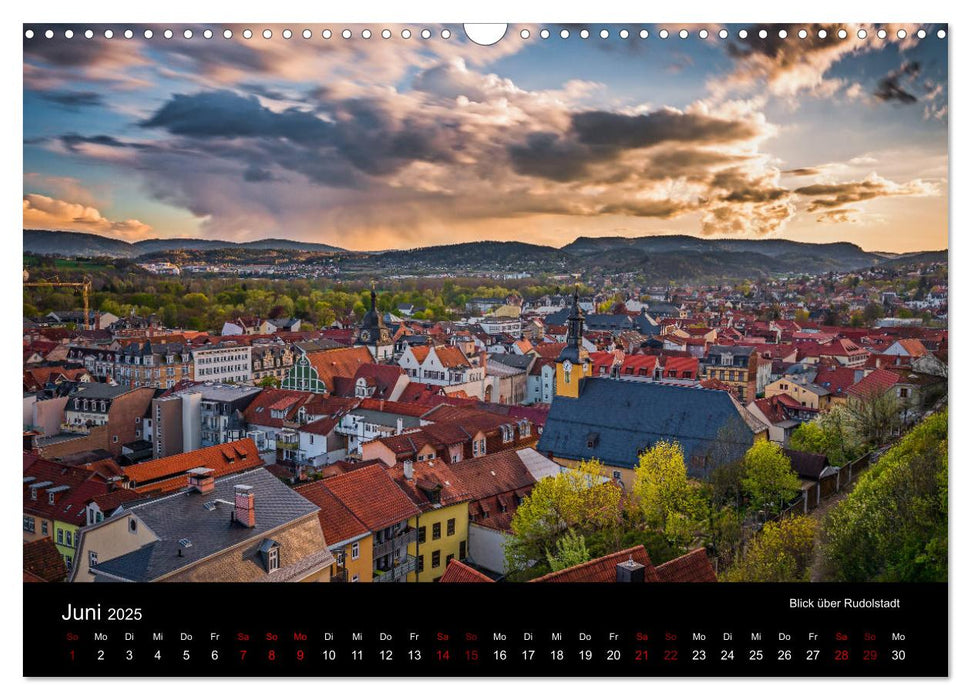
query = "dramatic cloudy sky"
(23, 23, 948, 252)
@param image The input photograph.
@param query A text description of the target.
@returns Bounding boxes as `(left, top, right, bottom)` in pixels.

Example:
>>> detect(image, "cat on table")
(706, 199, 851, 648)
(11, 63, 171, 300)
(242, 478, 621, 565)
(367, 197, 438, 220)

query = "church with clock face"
(357, 288, 394, 362)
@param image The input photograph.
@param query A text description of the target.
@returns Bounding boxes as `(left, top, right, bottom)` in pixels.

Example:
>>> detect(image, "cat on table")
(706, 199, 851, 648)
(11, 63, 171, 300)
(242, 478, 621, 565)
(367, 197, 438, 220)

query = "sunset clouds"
(23, 23, 948, 252)
(23, 193, 153, 240)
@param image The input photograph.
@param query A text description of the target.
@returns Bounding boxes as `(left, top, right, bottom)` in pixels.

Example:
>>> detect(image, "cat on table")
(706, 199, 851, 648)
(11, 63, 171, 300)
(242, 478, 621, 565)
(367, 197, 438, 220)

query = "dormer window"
(260, 539, 281, 573)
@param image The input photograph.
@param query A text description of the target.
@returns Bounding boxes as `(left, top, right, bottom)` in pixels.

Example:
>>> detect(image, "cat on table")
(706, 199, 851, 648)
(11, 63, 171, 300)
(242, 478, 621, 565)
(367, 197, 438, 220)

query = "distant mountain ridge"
(23, 229, 945, 281)
(23, 230, 346, 257)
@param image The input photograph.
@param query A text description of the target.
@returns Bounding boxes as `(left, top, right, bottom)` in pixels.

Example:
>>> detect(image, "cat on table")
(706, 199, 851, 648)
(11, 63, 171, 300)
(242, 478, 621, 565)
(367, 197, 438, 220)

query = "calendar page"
(22, 22, 948, 679)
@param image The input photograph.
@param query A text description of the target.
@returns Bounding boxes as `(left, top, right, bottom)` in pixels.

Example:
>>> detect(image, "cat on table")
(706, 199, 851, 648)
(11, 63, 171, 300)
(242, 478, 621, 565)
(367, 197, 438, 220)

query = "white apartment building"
(192, 344, 254, 384)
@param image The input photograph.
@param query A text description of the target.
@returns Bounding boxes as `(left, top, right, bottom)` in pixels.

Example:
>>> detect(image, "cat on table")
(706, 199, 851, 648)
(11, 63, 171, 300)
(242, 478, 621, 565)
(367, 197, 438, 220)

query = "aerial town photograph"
(22, 23, 947, 589)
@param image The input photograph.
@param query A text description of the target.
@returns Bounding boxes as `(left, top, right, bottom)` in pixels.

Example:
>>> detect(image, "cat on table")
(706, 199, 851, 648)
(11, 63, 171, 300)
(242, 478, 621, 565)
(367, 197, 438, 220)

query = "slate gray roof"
(488, 353, 534, 371)
(633, 315, 661, 336)
(536, 378, 765, 479)
(69, 382, 132, 400)
(90, 467, 319, 581)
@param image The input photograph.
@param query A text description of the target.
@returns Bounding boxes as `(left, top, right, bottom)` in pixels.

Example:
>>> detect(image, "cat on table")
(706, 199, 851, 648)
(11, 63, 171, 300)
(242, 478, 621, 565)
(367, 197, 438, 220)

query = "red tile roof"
(305, 346, 374, 392)
(448, 450, 536, 500)
(88, 489, 143, 513)
(23, 538, 68, 582)
(395, 383, 446, 404)
(661, 356, 699, 378)
(24, 455, 113, 524)
(751, 396, 788, 425)
(322, 463, 420, 532)
(242, 389, 311, 427)
(530, 546, 661, 583)
(408, 346, 431, 363)
(434, 345, 473, 369)
(813, 366, 861, 397)
(268, 395, 301, 412)
(525, 545, 717, 583)
(848, 368, 902, 400)
(895, 338, 928, 357)
(358, 398, 432, 417)
(387, 460, 472, 510)
(123, 438, 263, 488)
(23, 366, 90, 391)
(294, 481, 369, 545)
(299, 415, 342, 436)
(654, 548, 718, 582)
(699, 378, 734, 392)
(440, 559, 494, 583)
(341, 363, 406, 400)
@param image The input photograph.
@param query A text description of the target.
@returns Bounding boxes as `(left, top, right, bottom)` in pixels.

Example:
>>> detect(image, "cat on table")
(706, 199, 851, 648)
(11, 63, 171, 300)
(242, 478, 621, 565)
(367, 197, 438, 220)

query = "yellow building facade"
(408, 501, 470, 582)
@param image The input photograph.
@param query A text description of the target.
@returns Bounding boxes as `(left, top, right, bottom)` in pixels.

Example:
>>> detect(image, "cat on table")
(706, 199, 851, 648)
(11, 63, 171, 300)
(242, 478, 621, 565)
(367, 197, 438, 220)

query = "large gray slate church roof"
(91, 468, 318, 581)
(536, 378, 766, 478)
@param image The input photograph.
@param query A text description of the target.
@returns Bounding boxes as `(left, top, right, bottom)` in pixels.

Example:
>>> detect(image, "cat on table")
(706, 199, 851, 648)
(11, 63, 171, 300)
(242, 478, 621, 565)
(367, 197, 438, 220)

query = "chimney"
(187, 467, 215, 494)
(403, 459, 414, 480)
(396, 417, 404, 435)
(616, 556, 646, 583)
(234, 485, 256, 527)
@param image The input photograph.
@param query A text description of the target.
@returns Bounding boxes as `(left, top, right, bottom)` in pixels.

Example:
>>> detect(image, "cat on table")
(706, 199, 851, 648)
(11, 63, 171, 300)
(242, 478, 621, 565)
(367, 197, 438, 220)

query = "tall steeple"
(565, 288, 585, 351)
(357, 281, 392, 361)
(555, 287, 591, 398)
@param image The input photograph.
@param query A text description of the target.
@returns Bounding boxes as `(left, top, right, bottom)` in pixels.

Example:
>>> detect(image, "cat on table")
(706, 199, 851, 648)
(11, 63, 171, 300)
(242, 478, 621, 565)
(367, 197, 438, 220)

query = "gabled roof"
(848, 368, 903, 400)
(893, 338, 929, 357)
(24, 538, 68, 582)
(750, 396, 789, 425)
(813, 366, 861, 396)
(387, 460, 472, 510)
(88, 488, 144, 513)
(440, 559, 494, 583)
(294, 481, 369, 546)
(123, 438, 263, 490)
(530, 546, 661, 583)
(91, 468, 321, 582)
(322, 464, 420, 532)
(434, 345, 473, 369)
(407, 346, 431, 363)
(332, 363, 406, 400)
(654, 548, 718, 582)
(299, 415, 342, 437)
(448, 449, 537, 500)
(537, 378, 764, 478)
(304, 346, 374, 392)
(243, 389, 314, 428)
(24, 455, 113, 524)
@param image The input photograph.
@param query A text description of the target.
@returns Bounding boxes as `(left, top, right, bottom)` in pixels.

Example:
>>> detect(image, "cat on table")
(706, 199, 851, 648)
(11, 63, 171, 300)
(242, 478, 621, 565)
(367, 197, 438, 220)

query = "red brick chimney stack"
(188, 467, 215, 494)
(234, 484, 256, 527)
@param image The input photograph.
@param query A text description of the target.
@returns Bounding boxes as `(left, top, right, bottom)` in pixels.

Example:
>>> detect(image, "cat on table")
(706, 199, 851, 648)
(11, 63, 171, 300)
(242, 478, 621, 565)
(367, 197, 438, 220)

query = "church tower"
(357, 286, 393, 362)
(555, 289, 591, 398)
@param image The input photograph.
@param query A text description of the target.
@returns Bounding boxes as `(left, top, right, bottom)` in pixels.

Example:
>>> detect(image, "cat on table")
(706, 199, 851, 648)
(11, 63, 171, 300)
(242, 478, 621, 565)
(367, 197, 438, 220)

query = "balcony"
(372, 527, 418, 559)
(330, 569, 349, 583)
(373, 554, 418, 583)
(276, 432, 299, 449)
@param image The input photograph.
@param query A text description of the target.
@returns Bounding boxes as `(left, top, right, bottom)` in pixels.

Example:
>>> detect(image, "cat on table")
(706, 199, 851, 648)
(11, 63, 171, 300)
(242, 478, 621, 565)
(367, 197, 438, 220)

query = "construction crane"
(23, 270, 93, 330)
